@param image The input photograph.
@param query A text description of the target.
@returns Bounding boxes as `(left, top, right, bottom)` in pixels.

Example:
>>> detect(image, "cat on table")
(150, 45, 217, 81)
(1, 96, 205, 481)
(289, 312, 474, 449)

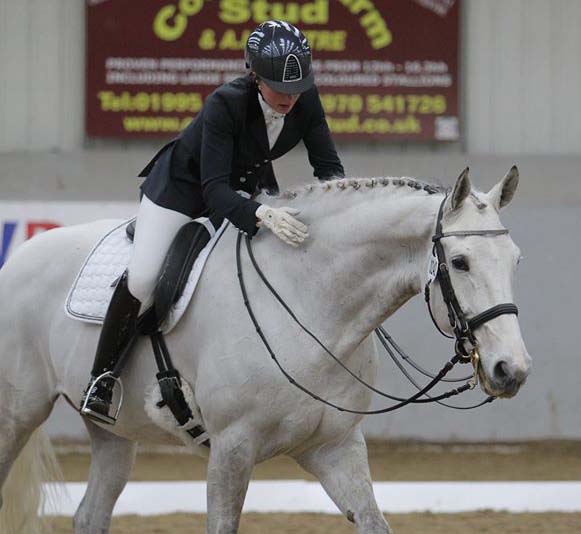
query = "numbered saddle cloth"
(65, 217, 228, 333)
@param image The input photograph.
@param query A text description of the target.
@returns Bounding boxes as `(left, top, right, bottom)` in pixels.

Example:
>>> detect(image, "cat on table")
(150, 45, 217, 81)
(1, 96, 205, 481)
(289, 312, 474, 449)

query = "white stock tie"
(258, 93, 285, 149)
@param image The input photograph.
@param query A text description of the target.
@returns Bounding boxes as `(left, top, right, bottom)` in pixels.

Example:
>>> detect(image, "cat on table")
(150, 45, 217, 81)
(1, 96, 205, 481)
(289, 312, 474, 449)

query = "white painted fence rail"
(44, 481, 581, 516)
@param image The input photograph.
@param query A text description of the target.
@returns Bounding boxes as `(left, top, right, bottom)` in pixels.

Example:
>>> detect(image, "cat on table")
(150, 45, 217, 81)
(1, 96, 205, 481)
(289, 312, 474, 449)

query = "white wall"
(0, 0, 84, 152)
(464, 0, 581, 153)
(0, 0, 580, 154)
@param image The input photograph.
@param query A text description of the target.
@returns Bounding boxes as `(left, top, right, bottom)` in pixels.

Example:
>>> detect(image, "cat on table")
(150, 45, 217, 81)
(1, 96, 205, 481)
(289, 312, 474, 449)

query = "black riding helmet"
(245, 20, 315, 94)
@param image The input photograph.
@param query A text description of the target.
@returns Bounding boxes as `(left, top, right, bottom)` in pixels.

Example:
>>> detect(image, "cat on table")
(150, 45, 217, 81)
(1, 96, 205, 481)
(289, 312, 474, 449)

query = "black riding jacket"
(139, 75, 344, 235)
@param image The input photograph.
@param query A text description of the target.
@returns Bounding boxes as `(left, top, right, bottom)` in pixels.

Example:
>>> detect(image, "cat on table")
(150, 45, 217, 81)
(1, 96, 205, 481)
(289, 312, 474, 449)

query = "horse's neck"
(266, 185, 444, 355)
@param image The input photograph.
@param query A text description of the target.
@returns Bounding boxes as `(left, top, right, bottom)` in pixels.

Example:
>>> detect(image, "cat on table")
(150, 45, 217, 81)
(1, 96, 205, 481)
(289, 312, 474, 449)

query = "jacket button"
(240, 177, 246, 183)
(255, 163, 260, 168)
(246, 170, 252, 174)
(264, 159, 269, 163)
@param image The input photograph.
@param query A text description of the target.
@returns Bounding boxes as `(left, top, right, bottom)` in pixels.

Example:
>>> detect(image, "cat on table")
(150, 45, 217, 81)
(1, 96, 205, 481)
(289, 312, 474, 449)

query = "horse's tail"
(0, 428, 63, 534)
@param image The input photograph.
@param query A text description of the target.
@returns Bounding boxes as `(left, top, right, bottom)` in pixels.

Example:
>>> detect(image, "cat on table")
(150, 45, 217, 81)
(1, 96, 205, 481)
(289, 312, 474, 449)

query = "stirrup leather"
(81, 372, 125, 425)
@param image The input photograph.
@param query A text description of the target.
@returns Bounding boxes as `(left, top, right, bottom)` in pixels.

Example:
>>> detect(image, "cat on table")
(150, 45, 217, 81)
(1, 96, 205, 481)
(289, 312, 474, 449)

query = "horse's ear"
(445, 167, 471, 213)
(488, 165, 519, 210)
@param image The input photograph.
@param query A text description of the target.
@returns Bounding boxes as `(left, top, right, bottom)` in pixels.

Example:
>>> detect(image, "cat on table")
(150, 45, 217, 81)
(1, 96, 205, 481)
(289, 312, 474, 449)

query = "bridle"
(237, 193, 519, 414)
(425, 196, 519, 362)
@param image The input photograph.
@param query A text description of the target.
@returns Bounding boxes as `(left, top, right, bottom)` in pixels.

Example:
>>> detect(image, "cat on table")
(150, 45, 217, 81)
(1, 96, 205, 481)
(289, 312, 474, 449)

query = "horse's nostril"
(494, 360, 509, 382)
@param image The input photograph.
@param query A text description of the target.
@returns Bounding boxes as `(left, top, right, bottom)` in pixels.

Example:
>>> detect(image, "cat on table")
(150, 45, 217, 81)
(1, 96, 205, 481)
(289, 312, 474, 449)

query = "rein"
(375, 326, 494, 410)
(237, 232, 471, 414)
(237, 194, 518, 414)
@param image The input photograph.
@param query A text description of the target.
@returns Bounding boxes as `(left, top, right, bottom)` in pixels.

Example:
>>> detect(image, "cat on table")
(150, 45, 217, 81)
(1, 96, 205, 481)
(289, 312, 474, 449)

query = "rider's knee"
(126, 269, 156, 305)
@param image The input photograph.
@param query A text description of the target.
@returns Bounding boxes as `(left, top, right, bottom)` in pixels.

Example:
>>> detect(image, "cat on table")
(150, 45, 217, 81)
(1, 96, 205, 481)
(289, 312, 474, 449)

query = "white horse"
(0, 168, 531, 533)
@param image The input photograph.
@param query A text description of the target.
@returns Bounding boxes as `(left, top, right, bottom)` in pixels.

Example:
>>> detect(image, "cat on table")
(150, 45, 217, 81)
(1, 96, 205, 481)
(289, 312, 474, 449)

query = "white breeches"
(127, 195, 192, 308)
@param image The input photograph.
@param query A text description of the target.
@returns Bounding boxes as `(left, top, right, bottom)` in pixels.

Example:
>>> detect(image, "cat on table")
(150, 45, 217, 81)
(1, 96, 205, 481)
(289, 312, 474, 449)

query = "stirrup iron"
(81, 371, 125, 425)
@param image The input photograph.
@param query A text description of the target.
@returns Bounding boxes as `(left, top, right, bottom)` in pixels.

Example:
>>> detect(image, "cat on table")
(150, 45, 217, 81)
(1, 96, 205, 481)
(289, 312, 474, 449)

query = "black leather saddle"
(125, 218, 218, 332)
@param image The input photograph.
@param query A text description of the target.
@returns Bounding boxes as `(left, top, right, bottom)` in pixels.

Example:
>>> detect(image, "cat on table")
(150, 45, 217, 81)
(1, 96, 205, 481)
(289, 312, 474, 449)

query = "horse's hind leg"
(73, 421, 136, 534)
(0, 376, 57, 532)
(294, 427, 391, 534)
(0, 420, 44, 510)
(0, 415, 37, 499)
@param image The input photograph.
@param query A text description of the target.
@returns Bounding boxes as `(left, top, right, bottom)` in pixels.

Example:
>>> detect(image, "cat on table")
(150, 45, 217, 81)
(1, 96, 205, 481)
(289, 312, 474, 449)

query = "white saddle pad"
(65, 217, 228, 333)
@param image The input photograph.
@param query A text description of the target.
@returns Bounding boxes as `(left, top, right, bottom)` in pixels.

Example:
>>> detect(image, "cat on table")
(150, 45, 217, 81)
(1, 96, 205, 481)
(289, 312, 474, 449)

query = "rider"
(80, 20, 345, 425)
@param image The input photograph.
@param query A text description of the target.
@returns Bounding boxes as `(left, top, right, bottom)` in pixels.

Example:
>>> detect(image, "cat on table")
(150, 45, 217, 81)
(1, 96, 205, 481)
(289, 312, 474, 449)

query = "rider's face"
(259, 80, 300, 114)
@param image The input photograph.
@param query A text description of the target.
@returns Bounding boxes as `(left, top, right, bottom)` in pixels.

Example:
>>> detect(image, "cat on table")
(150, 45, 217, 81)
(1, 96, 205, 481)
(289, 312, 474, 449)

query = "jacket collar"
(247, 82, 270, 155)
(271, 101, 300, 157)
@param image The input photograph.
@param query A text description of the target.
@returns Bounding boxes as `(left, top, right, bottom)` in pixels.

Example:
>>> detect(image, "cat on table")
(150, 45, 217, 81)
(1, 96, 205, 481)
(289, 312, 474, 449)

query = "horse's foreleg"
(294, 427, 391, 534)
(73, 421, 137, 534)
(205, 431, 256, 534)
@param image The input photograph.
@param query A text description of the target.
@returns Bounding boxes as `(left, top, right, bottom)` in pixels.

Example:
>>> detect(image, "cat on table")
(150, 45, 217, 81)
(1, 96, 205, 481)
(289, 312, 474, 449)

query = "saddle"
(125, 218, 215, 332)
(66, 217, 227, 333)
(68, 216, 229, 448)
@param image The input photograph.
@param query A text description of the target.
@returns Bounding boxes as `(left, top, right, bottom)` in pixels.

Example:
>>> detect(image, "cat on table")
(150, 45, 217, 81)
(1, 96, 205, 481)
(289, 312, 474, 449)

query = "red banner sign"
(86, 0, 460, 141)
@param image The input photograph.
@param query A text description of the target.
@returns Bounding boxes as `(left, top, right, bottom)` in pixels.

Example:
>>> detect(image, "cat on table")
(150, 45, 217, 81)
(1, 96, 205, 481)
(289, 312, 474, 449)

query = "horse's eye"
(451, 256, 469, 271)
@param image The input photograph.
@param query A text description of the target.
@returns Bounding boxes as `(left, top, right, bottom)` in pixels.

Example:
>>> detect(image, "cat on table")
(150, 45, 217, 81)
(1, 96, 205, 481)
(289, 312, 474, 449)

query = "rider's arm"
(302, 86, 345, 181)
(200, 94, 261, 235)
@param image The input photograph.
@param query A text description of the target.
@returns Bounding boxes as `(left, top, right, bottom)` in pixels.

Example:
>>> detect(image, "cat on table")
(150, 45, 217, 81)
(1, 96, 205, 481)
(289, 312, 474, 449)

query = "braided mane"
(274, 176, 446, 201)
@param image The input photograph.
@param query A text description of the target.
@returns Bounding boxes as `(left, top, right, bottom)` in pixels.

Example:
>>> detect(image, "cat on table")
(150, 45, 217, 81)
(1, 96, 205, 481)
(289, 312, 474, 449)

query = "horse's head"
(428, 167, 531, 398)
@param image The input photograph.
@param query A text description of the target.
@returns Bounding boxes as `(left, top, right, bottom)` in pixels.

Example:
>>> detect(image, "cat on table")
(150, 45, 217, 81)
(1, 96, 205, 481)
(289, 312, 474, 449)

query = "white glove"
(255, 205, 309, 247)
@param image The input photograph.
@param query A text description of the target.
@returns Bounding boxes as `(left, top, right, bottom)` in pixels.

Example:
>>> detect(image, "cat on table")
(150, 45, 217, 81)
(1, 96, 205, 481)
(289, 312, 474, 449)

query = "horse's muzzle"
(480, 353, 531, 398)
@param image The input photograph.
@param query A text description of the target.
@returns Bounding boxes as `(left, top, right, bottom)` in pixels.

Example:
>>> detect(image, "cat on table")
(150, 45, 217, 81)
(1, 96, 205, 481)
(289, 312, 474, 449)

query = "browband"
(433, 229, 509, 241)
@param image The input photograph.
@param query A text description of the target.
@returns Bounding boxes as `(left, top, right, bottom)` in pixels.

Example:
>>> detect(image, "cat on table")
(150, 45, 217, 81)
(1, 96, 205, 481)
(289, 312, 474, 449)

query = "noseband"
(425, 196, 519, 361)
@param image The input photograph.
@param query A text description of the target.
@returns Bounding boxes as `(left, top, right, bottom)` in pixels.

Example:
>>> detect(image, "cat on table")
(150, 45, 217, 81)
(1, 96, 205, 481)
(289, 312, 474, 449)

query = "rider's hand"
(255, 205, 309, 247)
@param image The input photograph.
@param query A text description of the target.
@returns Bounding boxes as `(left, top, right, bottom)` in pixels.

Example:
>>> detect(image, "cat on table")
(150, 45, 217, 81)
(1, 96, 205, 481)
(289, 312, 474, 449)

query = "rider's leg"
(73, 421, 137, 534)
(80, 270, 141, 424)
(81, 195, 192, 424)
(126, 195, 193, 310)
(293, 427, 391, 534)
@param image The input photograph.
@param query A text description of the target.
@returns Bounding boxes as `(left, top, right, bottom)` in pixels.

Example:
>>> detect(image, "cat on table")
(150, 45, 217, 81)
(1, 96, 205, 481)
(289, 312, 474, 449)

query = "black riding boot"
(80, 271, 141, 425)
